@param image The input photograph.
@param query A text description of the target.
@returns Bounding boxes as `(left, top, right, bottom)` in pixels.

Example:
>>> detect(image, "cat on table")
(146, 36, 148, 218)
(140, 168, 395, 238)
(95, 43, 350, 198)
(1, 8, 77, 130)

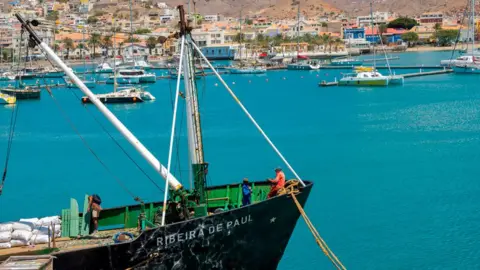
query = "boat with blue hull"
(452, 64, 480, 73)
(287, 62, 320, 70)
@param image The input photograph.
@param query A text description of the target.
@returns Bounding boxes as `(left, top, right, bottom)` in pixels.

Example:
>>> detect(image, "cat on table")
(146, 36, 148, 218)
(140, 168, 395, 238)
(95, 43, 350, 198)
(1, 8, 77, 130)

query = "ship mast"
(178, 6, 208, 213)
(370, 2, 376, 69)
(14, 14, 183, 191)
(296, 1, 300, 59)
(472, 0, 475, 53)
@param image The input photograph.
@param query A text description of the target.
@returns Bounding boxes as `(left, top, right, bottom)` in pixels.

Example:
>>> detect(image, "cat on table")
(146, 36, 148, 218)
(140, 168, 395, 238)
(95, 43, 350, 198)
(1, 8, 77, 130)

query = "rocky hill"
(159, 0, 341, 19)
(322, 0, 470, 17)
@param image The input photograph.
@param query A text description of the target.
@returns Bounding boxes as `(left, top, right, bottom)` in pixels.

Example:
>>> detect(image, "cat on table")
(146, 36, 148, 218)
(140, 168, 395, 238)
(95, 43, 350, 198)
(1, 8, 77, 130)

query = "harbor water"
(1, 51, 480, 269)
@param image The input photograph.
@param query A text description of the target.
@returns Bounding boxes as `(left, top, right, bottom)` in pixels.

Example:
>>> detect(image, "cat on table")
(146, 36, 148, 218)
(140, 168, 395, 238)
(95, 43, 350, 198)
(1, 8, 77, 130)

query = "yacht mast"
(472, 0, 475, 53)
(113, 19, 118, 92)
(296, 1, 300, 59)
(370, 2, 376, 69)
(179, 6, 208, 211)
(15, 14, 183, 190)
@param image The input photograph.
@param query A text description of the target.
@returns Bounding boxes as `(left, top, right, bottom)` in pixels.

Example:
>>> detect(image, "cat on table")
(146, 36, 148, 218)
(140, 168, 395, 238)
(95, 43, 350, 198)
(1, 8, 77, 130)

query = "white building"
(356, 12, 393, 27)
(204, 15, 221, 22)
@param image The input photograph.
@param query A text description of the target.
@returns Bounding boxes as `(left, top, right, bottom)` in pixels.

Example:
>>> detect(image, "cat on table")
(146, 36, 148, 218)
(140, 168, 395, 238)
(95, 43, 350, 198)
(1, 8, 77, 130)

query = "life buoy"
(133, 97, 137, 102)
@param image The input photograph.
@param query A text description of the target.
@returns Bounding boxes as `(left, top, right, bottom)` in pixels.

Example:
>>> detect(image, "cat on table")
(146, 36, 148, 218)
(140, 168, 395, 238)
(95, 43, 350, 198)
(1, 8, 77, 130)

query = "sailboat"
(83, 19, 154, 103)
(230, 10, 267, 74)
(3, 8, 314, 269)
(287, 2, 321, 71)
(453, 0, 480, 73)
(66, 28, 96, 88)
(341, 2, 403, 86)
(1, 43, 41, 99)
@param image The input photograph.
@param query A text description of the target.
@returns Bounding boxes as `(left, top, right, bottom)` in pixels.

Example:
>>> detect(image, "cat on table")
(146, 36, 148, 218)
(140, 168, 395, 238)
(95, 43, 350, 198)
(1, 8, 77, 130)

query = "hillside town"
(0, 0, 477, 62)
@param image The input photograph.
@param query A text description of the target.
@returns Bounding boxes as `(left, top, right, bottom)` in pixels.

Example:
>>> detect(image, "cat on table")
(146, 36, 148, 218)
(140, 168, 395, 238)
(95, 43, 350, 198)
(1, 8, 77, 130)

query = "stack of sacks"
(0, 222, 13, 249)
(0, 216, 62, 248)
(10, 218, 37, 247)
(31, 216, 62, 245)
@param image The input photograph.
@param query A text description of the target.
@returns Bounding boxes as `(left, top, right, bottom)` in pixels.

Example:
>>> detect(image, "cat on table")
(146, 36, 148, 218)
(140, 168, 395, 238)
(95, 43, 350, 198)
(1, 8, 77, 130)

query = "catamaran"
(106, 68, 156, 84)
(0, 8, 319, 269)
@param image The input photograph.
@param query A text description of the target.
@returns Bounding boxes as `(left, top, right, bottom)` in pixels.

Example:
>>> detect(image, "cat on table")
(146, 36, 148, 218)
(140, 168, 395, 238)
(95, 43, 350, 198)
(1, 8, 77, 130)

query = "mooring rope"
(280, 181, 346, 270)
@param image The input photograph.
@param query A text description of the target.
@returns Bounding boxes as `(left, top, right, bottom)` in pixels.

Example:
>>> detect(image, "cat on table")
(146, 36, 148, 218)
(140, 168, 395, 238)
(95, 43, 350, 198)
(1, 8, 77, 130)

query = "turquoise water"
(2, 51, 480, 269)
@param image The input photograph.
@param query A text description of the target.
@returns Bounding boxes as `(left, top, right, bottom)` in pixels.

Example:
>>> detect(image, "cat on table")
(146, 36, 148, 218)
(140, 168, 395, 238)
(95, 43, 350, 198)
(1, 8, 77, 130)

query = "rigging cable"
(42, 82, 141, 202)
(161, 34, 186, 226)
(0, 103, 19, 196)
(38, 49, 164, 197)
(449, 2, 470, 63)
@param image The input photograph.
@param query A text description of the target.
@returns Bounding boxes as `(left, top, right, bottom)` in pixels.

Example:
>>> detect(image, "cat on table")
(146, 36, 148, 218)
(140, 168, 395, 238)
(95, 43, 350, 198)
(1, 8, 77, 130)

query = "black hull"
(1, 89, 41, 100)
(53, 181, 313, 269)
(82, 97, 144, 104)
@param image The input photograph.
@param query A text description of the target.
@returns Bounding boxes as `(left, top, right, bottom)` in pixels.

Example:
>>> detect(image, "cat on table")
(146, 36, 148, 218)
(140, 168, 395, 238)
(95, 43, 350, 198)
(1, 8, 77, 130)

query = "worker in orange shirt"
(268, 167, 285, 198)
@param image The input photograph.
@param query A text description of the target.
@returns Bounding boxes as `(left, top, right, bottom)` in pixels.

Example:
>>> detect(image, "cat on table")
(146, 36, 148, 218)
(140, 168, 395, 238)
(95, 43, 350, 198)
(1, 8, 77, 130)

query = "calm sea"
(1, 51, 480, 269)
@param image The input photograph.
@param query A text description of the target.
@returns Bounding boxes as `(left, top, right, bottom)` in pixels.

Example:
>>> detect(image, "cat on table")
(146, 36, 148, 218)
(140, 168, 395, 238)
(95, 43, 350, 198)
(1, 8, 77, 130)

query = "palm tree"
(62, 37, 75, 59)
(118, 42, 124, 57)
(321, 22, 328, 31)
(88, 33, 101, 59)
(146, 36, 158, 55)
(321, 34, 330, 53)
(378, 24, 388, 44)
(333, 38, 343, 52)
(101, 35, 113, 57)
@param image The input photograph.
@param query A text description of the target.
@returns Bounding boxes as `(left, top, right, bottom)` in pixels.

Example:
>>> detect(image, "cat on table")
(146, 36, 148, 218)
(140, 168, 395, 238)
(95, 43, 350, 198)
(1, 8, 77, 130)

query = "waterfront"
(1, 51, 480, 268)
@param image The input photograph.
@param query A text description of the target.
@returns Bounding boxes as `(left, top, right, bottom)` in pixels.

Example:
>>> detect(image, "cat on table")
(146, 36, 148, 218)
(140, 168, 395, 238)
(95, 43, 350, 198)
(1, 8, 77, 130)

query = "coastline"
(406, 44, 480, 53)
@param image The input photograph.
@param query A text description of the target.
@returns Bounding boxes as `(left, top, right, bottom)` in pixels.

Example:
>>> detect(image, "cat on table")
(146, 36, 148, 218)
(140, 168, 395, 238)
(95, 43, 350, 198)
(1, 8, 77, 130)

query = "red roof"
(365, 27, 408, 35)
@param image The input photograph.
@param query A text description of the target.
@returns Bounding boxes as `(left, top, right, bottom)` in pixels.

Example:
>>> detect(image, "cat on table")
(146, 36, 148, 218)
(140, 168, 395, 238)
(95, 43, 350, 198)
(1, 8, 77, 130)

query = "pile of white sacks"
(0, 216, 61, 249)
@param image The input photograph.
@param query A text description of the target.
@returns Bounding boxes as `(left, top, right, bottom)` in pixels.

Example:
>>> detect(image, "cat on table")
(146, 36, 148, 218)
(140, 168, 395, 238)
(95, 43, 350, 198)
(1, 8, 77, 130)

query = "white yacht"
(82, 87, 155, 104)
(95, 63, 114, 73)
(441, 55, 480, 67)
(107, 68, 156, 84)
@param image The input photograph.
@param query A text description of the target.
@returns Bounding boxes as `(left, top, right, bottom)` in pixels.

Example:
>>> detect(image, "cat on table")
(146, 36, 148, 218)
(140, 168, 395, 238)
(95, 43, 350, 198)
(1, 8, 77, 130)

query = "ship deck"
(0, 181, 274, 261)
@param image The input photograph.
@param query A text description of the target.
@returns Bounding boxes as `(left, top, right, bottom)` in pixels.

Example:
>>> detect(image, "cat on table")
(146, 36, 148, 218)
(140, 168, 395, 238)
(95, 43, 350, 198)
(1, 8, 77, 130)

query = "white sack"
(0, 223, 13, 232)
(38, 216, 61, 226)
(11, 230, 32, 241)
(33, 225, 61, 236)
(31, 234, 50, 244)
(0, 231, 11, 243)
(0, 242, 11, 249)
(10, 239, 29, 247)
(12, 222, 34, 232)
(19, 218, 39, 225)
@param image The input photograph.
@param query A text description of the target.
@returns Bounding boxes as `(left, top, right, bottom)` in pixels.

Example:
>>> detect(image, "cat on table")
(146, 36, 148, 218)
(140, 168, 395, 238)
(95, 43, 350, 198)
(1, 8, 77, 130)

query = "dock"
(363, 57, 400, 63)
(318, 68, 453, 87)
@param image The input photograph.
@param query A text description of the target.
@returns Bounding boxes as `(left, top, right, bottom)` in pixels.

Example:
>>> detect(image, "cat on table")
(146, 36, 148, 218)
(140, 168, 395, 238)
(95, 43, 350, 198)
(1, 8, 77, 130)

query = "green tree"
(321, 22, 328, 31)
(256, 33, 265, 42)
(62, 37, 75, 59)
(87, 16, 98, 24)
(333, 38, 343, 52)
(88, 33, 101, 58)
(387, 17, 418, 30)
(233, 33, 245, 43)
(434, 23, 442, 32)
(401, 32, 419, 47)
(434, 29, 458, 46)
(118, 42, 124, 56)
(126, 35, 140, 43)
(377, 23, 388, 44)
(157, 36, 168, 45)
(146, 36, 158, 55)
(46, 11, 59, 21)
(321, 34, 331, 52)
(135, 28, 152, 34)
(102, 35, 113, 57)
(245, 19, 253, 25)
